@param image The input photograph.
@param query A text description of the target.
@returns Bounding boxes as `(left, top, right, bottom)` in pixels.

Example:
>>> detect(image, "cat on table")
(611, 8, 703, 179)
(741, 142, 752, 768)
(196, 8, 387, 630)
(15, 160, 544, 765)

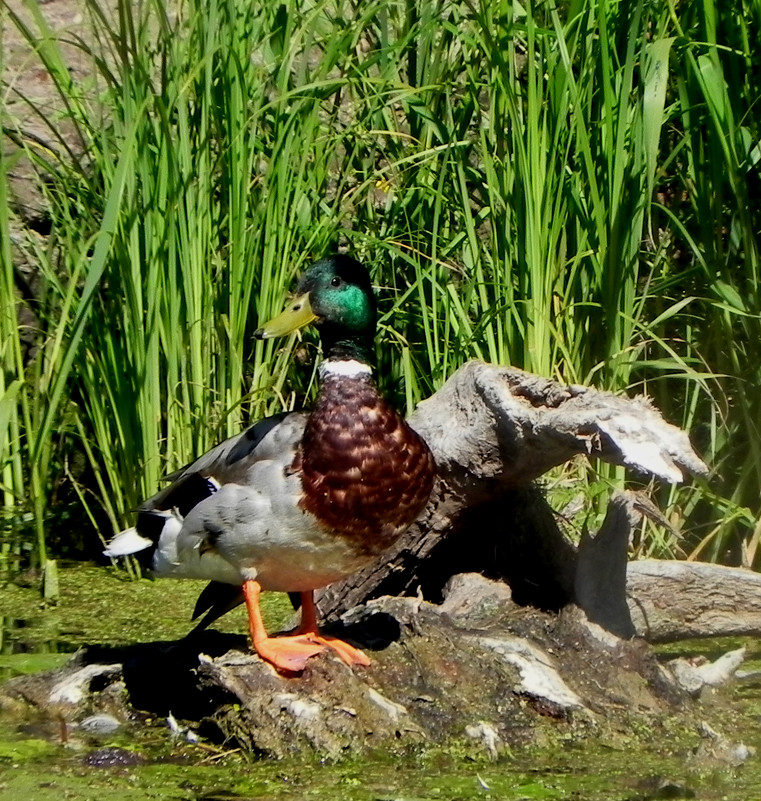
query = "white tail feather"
(104, 527, 154, 558)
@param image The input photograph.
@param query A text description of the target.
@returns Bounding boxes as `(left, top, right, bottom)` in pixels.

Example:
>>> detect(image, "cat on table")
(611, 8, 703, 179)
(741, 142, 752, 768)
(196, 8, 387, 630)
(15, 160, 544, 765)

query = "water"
(2, 566, 761, 800)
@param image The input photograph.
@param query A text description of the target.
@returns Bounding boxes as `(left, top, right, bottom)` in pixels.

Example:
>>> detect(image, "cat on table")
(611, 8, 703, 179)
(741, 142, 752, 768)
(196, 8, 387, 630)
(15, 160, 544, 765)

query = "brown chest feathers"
(296, 371, 435, 555)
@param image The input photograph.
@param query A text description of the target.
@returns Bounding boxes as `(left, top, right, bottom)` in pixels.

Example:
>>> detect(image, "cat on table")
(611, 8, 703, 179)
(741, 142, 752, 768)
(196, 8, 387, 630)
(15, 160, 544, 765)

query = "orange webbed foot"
(295, 590, 370, 667)
(301, 632, 371, 667)
(254, 632, 369, 672)
(243, 581, 370, 674)
(253, 633, 328, 673)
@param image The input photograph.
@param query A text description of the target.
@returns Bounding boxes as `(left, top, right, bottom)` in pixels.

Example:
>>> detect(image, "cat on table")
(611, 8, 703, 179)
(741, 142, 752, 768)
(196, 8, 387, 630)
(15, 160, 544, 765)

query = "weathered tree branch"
(317, 361, 708, 620)
(409, 361, 708, 488)
(627, 560, 761, 642)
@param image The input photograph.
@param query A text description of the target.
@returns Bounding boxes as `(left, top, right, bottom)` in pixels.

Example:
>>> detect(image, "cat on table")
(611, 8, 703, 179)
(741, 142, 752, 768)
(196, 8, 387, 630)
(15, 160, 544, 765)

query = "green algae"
(0, 564, 292, 673)
(1, 727, 760, 801)
(0, 653, 70, 678)
(0, 734, 57, 761)
(3, 565, 761, 800)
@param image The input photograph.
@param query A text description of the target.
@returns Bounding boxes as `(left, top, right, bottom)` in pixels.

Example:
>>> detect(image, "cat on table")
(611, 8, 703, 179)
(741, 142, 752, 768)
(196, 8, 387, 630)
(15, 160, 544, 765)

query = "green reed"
(1, 0, 760, 577)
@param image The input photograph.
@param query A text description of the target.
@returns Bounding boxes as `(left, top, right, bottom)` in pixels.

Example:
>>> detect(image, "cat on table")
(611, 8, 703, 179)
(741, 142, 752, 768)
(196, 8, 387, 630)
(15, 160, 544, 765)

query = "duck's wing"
(104, 411, 308, 561)
(153, 410, 298, 501)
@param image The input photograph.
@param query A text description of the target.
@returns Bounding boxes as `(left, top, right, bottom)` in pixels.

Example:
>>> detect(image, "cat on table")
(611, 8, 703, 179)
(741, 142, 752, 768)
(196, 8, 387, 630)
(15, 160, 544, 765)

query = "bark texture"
(317, 361, 708, 620)
(627, 560, 761, 642)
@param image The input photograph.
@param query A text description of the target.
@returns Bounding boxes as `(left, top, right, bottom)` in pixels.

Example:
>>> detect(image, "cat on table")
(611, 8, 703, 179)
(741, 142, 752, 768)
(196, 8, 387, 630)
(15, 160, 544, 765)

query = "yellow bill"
(255, 292, 318, 339)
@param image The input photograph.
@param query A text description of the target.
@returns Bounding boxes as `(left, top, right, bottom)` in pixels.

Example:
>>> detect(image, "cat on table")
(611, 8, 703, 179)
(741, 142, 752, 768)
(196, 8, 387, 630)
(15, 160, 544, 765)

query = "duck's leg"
(243, 580, 325, 673)
(295, 591, 371, 667)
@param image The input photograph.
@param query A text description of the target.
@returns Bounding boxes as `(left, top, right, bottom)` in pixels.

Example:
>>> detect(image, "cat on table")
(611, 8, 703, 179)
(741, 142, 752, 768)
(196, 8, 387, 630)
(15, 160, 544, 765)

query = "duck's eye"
(330, 276, 342, 287)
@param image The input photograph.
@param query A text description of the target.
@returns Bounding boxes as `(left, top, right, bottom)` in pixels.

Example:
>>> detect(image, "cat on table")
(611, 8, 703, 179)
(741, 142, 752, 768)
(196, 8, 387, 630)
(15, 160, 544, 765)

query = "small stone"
(669, 648, 746, 696)
(440, 573, 514, 625)
(692, 721, 756, 767)
(475, 635, 587, 711)
(77, 714, 122, 735)
(465, 721, 501, 759)
(366, 688, 408, 723)
(48, 664, 122, 706)
(84, 747, 144, 768)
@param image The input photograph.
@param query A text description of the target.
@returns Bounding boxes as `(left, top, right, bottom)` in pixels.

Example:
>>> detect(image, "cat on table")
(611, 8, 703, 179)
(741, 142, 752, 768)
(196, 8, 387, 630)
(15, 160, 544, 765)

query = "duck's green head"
(255, 255, 377, 362)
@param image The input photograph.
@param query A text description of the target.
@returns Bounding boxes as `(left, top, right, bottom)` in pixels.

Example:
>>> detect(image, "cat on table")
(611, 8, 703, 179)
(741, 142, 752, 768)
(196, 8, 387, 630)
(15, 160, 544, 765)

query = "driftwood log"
(6, 360, 759, 759)
(317, 361, 709, 622)
(627, 560, 761, 641)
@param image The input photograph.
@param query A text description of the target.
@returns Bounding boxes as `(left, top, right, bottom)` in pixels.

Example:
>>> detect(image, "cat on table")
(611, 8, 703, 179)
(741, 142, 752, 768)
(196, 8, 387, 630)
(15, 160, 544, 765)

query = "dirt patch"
(3, 0, 108, 219)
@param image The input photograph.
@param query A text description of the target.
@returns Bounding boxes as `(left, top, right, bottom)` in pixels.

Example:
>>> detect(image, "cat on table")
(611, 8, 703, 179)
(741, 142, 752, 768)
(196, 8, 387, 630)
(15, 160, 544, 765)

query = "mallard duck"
(105, 255, 436, 673)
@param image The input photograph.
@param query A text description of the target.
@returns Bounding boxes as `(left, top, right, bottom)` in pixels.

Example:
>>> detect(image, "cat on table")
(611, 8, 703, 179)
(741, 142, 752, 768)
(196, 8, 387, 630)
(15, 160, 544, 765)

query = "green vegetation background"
(1, 0, 760, 577)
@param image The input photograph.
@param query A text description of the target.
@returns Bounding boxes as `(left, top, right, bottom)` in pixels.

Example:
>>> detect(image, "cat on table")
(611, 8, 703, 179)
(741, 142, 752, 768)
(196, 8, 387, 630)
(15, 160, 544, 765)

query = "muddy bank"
(1, 572, 736, 760)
